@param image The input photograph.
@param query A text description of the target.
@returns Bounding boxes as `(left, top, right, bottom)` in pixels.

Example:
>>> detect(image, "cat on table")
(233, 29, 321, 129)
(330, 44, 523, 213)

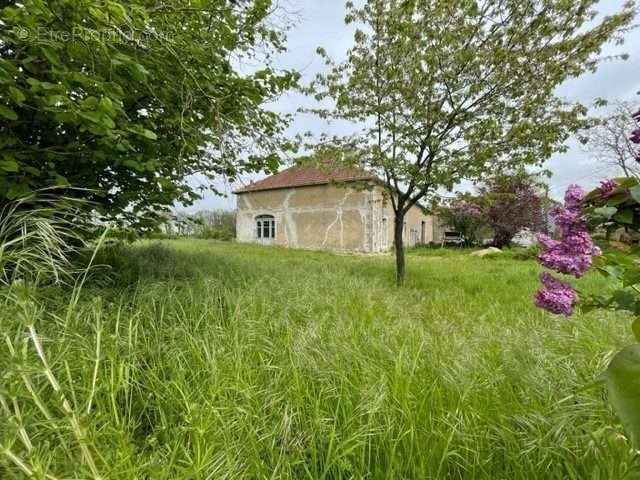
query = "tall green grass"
(0, 192, 89, 286)
(1, 240, 638, 478)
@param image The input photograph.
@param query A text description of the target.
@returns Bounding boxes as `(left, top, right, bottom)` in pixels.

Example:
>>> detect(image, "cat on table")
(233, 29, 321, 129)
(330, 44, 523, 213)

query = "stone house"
(234, 165, 445, 253)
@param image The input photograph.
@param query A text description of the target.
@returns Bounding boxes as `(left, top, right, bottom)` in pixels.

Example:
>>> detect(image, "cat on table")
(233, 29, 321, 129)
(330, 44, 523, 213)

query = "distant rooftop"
(233, 165, 376, 194)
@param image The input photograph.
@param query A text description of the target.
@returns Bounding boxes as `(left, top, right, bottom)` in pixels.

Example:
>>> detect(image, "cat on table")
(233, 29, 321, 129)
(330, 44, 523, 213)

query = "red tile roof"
(233, 165, 376, 194)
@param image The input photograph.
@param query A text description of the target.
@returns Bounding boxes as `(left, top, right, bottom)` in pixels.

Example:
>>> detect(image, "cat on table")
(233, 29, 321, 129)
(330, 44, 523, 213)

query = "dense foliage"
(308, 0, 635, 285)
(478, 174, 546, 248)
(163, 210, 236, 240)
(438, 173, 547, 247)
(437, 200, 485, 245)
(0, 0, 298, 230)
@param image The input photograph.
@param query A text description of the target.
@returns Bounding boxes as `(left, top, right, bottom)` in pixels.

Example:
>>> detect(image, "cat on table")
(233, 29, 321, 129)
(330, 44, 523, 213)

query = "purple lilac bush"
(532, 104, 640, 451)
(534, 184, 601, 316)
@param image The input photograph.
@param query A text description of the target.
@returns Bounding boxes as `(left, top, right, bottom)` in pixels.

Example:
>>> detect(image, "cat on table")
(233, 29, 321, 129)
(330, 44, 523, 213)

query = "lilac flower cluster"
(534, 272, 578, 316)
(534, 184, 600, 316)
(537, 185, 600, 278)
(451, 201, 482, 216)
(632, 109, 640, 162)
(598, 179, 619, 197)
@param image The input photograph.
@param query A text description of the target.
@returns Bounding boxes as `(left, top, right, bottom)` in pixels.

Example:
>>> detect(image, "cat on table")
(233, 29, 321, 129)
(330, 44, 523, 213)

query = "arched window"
(255, 215, 275, 240)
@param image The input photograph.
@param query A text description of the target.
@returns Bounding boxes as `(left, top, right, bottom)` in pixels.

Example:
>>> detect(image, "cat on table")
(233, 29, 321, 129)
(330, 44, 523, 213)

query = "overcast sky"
(184, 0, 640, 212)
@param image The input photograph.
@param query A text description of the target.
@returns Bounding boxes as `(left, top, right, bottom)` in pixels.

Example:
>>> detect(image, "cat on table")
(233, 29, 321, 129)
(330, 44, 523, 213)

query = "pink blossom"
(564, 184, 586, 213)
(451, 201, 482, 216)
(598, 179, 619, 197)
(537, 234, 560, 250)
(534, 272, 578, 316)
(536, 189, 598, 279)
(537, 250, 595, 278)
(632, 110, 640, 147)
(534, 184, 600, 316)
(549, 206, 585, 233)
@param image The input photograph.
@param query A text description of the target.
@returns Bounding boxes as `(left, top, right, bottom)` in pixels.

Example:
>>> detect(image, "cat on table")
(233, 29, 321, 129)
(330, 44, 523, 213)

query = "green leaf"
(613, 209, 634, 225)
(0, 156, 19, 172)
(130, 63, 150, 82)
(630, 185, 640, 204)
(622, 269, 640, 288)
(6, 183, 31, 200)
(0, 105, 18, 120)
(8, 87, 25, 103)
(106, 1, 128, 21)
(633, 319, 640, 342)
(79, 111, 102, 124)
(603, 265, 625, 279)
(611, 290, 639, 312)
(0, 65, 13, 83)
(594, 206, 617, 218)
(98, 97, 117, 117)
(606, 194, 630, 206)
(603, 344, 640, 448)
(45, 94, 65, 106)
(40, 46, 61, 66)
(102, 116, 115, 129)
(123, 160, 144, 171)
(52, 174, 69, 186)
(81, 96, 99, 109)
(142, 129, 157, 140)
(88, 6, 106, 22)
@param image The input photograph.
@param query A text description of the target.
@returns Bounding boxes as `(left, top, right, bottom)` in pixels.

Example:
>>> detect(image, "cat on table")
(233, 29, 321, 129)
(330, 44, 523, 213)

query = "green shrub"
(512, 244, 542, 260)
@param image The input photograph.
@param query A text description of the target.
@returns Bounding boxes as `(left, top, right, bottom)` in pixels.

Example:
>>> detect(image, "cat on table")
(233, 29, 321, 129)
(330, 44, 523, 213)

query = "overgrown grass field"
(1, 240, 637, 479)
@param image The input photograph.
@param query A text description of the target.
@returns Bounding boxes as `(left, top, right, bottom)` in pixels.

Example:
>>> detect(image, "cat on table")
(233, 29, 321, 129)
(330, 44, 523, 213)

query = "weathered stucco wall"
(236, 184, 442, 252)
(382, 202, 443, 247)
(236, 184, 378, 252)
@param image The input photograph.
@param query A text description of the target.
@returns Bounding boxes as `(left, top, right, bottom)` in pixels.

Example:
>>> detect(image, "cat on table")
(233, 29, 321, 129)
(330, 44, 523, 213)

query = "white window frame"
(255, 215, 276, 240)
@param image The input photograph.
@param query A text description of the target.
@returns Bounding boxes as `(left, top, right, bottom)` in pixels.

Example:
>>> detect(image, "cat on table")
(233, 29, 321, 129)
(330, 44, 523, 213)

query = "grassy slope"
(0, 240, 637, 479)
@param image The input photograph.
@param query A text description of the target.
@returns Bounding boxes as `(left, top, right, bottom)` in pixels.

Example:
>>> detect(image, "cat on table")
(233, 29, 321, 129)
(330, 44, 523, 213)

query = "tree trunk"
(394, 213, 406, 287)
(492, 228, 513, 249)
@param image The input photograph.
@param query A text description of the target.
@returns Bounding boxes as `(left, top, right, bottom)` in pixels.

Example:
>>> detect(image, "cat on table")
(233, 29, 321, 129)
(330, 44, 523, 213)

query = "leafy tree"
(307, 0, 635, 285)
(158, 209, 236, 240)
(0, 0, 298, 230)
(193, 210, 237, 240)
(477, 173, 545, 248)
(587, 100, 640, 178)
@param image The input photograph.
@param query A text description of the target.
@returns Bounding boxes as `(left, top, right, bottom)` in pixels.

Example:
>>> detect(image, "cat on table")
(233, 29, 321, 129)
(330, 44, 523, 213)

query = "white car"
(512, 230, 536, 247)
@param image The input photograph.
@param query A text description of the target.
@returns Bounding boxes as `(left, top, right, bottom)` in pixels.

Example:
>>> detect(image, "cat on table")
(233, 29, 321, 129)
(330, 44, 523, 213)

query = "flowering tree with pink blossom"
(534, 107, 640, 448)
(478, 174, 546, 248)
(438, 200, 486, 245)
